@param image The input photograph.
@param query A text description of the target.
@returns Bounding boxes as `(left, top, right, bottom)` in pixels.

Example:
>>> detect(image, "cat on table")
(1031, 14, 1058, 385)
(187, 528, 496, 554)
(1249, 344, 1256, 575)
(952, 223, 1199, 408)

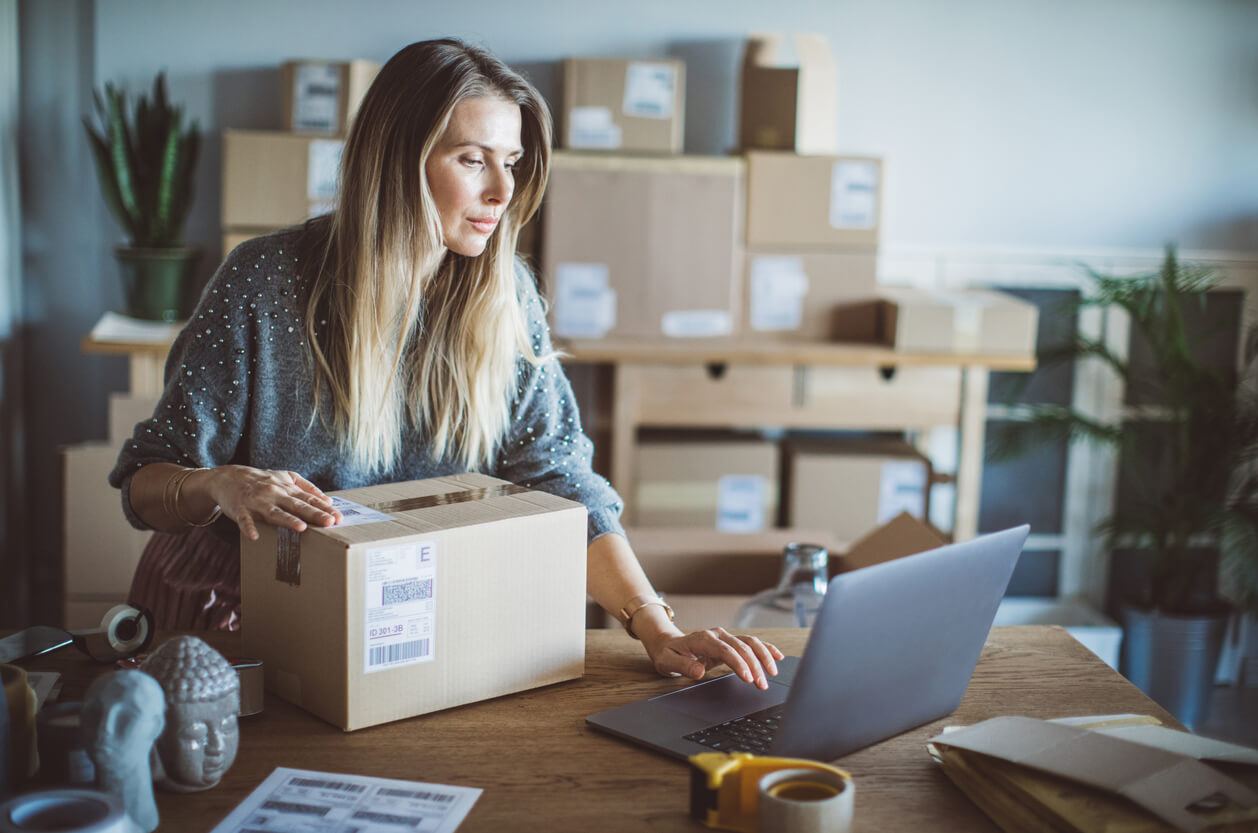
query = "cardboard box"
(221, 130, 343, 229)
(742, 248, 878, 340)
(739, 33, 838, 154)
(241, 473, 587, 731)
(562, 58, 685, 154)
(616, 515, 946, 629)
(786, 439, 932, 543)
(542, 152, 744, 339)
(282, 59, 380, 135)
(63, 443, 152, 600)
(634, 439, 778, 530)
(832, 287, 1039, 355)
(107, 393, 158, 446)
(745, 152, 881, 248)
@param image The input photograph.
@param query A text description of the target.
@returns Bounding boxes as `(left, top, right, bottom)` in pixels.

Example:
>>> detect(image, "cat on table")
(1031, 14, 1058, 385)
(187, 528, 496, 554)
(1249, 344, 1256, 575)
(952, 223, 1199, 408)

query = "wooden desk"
(22, 626, 1170, 832)
(558, 340, 1035, 539)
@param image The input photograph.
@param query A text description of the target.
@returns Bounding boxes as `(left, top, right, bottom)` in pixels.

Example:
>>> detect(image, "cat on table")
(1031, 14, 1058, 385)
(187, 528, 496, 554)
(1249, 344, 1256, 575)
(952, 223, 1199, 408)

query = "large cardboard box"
(617, 515, 946, 629)
(562, 58, 685, 154)
(739, 33, 837, 154)
(634, 439, 778, 530)
(786, 439, 932, 543)
(832, 287, 1039, 355)
(542, 152, 744, 340)
(241, 473, 588, 731)
(62, 443, 152, 625)
(745, 152, 881, 249)
(742, 249, 878, 340)
(221, 130, 343, 229)
(281, 59, 380, 135)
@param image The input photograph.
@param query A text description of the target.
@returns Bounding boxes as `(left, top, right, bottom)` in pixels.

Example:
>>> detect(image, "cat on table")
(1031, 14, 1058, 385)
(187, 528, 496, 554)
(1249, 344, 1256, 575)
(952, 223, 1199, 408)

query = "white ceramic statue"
(80, 669, 166, 833)
(140, 636, 240, 793)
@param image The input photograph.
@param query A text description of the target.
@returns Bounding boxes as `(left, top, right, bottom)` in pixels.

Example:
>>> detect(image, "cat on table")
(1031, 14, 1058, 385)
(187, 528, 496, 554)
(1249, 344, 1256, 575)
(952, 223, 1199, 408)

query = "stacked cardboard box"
(221, 59, 379, 253)
(737, 34, 882, 342)
(632, 438, 778, 530)
(561, 58, 686, 154)
(833, 287, 1040, 356)
(785, 438, 932, 544)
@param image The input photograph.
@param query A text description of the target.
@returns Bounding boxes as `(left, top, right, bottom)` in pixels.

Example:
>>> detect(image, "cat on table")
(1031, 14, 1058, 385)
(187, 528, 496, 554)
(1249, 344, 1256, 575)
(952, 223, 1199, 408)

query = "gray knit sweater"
(109, 227, 626, 544)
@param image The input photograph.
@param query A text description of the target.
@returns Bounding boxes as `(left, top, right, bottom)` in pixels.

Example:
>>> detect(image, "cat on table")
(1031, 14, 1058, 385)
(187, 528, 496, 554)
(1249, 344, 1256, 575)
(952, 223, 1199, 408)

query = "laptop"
(586, 525, 1029, 761)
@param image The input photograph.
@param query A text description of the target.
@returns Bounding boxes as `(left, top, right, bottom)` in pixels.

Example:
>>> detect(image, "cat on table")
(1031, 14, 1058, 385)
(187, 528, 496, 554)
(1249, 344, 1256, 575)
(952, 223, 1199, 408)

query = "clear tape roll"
(73, 606, 153, 662)
(757, 767, 854, 833)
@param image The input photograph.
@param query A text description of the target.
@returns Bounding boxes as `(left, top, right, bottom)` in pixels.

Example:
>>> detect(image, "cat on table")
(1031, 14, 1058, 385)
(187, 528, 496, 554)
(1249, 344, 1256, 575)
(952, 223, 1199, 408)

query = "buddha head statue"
(140, 636, 240, 792)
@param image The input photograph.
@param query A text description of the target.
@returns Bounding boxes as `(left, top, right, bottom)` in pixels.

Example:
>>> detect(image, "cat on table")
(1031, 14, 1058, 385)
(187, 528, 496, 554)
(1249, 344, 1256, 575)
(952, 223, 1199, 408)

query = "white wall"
(91, 0, 1258, 257)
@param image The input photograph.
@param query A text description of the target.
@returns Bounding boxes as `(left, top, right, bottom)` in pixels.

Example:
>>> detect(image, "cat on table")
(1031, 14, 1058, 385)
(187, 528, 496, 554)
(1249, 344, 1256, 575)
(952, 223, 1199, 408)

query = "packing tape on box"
(0, 606, 154, 665)
(275, 483, 532, 585)
(689, 752, 853, 833)
(0, 789, 128, 833)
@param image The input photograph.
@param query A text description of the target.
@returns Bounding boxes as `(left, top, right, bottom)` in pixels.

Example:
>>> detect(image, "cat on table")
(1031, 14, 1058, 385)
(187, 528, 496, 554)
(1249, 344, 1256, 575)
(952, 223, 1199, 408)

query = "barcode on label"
(288, 777, 367, 793)
(369, 639, 430, 667)
(378, 787, 457, 802)
(382, 578, 432, 605)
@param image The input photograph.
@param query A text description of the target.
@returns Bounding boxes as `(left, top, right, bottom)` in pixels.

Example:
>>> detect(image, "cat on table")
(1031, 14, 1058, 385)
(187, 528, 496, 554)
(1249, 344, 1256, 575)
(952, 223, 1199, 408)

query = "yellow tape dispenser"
(689, 751, 852, 833)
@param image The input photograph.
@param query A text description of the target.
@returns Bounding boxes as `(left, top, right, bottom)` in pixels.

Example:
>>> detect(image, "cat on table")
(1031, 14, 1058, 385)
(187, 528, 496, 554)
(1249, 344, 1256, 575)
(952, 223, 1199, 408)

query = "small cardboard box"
(542, 152, 744, 340)
(742, 248, 878, 340)
(107, 393, 158, 447)
(833, 287, 1039, 355)
(745, 151, 881, 249)
(221, 130, 343, 229)
(619, 515, 946, 629)
(634, 439, 779, 530)
(739, 33, 838, 154)
(241, 473, 588, 731)
(62, 443, 152, 600)
(281, 59, 380, 135)
(786, 439, 932, 544)
(562, 57, 685, 154)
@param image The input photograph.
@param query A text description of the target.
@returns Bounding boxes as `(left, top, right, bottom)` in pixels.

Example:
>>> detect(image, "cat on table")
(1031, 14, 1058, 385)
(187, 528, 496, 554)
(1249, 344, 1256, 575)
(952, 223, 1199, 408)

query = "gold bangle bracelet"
(617, 594, 675, 641)
(171, 467, 222, 528)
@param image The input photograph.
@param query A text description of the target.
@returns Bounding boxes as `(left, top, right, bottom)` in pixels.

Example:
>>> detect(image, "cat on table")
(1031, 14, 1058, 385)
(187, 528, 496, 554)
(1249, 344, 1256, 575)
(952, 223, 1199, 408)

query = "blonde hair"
(302, 39, 552, 473)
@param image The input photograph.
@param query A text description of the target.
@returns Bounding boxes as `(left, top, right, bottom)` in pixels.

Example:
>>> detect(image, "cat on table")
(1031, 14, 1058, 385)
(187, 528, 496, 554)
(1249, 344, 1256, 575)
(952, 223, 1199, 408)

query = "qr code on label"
(382, 578, 432, 605)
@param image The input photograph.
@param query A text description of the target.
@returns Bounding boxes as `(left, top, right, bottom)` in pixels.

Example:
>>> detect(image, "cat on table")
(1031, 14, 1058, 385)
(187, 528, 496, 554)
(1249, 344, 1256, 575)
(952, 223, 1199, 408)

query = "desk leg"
(954, 367, 989, 541)
(129, 353, 164, 396)
(610, 364, 641, 524)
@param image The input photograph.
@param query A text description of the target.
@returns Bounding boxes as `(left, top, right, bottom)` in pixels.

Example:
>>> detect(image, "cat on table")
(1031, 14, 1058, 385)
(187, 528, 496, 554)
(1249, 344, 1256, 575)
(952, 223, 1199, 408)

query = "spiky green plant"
(83, 72, 200, 248)
(995, 246, 1258, 614)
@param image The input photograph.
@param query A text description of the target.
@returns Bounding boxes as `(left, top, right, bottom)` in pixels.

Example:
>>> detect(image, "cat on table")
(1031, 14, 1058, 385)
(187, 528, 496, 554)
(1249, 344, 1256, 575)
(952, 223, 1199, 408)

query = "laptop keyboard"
(684, 705, 784, 754)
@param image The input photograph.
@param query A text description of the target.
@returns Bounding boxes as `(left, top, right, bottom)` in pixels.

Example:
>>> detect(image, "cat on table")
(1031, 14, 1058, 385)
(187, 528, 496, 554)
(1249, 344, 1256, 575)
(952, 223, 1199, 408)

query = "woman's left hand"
(642, 629, 784, 690)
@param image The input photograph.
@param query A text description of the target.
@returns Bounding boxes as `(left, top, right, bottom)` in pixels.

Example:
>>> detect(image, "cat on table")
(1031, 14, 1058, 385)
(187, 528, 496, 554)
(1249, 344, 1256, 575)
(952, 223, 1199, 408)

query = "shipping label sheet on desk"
(209, 767, 482, 833)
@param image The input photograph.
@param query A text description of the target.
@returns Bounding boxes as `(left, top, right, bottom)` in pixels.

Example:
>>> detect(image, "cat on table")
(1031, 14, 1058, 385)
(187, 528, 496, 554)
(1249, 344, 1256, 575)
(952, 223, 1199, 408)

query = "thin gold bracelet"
(171, 467, 222, 528)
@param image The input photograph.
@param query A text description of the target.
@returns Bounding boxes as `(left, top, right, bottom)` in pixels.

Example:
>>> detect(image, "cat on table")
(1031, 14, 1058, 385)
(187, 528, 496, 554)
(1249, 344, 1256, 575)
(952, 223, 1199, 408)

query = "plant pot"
(115, 246, 201, 323)
(1120, 605, 1229, 729)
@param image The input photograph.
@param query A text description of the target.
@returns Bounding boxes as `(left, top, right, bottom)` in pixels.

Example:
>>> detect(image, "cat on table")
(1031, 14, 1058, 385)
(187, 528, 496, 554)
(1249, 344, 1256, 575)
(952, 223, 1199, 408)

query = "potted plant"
(83, 72, 201, 322)
(997, 246, 1258, 727)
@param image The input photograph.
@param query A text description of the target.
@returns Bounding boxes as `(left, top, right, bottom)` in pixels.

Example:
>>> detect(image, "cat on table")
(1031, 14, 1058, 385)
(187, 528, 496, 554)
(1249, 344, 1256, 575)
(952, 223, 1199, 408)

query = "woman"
(111, 39, 780, 688)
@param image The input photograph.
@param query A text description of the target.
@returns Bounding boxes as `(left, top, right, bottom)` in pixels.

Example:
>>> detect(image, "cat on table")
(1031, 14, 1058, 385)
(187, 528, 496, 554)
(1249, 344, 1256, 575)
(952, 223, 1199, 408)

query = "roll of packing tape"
(0, 789, 127, 833)
(229, 658, 265, 717)
(0, 666, 36, 783)
(757, 767, 854, 833)
(74, 606, 154, 662)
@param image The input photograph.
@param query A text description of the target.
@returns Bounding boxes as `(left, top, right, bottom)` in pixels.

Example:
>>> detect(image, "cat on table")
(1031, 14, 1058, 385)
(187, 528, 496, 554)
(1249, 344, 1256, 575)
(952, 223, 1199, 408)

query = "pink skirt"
(128, 526, 241, 631)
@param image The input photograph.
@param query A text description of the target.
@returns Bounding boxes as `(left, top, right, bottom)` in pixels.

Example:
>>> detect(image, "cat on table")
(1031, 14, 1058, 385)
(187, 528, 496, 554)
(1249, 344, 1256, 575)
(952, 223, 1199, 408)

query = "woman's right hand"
(200, 465, 342, 541)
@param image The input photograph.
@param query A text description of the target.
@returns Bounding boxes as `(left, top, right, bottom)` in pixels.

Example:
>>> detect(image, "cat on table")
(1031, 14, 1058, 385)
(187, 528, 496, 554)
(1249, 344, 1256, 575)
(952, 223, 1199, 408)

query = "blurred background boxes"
(745, 152, 882, 248)
(561, 57, 685, 153)
(741, 249, 878, 340)
(281, 59, 380, 135)
(786, 438, 932, 544)
(833, 287, 1040, 354)
(541, 152, 744, 339)
(221, 129, 343, 230)
(739, 33, 838, 154)
(633, 437, 778, 530)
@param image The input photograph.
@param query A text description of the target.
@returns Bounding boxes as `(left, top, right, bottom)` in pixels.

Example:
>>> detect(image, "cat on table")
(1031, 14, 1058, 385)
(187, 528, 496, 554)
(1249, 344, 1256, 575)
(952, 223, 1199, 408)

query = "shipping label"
(567, 106, 622, 149)
(877, 461, 927, 524)
(661, 310, 732, 338)
(364, 540, 435, 674)
(750, 256, 810, 331)
(716, 475, 767, 532)
(292, 63, 341, 132)
(622, 62, 677, 119)
(307, 139, 343, 204)
(829, 160, 878, 230)
(554, 263, 616, 337)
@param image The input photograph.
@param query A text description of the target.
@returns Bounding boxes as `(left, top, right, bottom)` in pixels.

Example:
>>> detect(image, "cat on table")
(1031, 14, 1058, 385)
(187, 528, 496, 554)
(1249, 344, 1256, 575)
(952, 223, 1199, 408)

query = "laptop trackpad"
(649, 673, 790, 725)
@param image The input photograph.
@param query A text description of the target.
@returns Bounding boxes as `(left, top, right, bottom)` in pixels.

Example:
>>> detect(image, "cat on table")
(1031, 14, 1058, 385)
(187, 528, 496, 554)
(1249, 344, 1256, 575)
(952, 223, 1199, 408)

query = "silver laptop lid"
(772, 524, 1029, 760)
